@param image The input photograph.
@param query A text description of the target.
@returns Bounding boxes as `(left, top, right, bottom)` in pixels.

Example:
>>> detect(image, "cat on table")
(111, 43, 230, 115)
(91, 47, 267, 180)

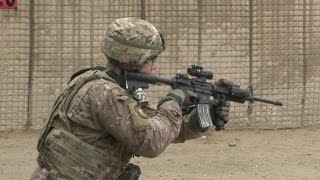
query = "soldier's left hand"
(211, 94, 231, 130)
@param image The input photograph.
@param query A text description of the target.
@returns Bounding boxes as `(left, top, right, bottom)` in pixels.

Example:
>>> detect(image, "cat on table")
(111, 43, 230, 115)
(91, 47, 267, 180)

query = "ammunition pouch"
(118, 163, 141, 180)
(40, 129, 122, 180)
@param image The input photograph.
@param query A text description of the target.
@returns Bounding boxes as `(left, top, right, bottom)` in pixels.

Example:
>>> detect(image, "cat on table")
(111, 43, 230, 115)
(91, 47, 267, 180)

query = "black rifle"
(124, 65, 283, 129)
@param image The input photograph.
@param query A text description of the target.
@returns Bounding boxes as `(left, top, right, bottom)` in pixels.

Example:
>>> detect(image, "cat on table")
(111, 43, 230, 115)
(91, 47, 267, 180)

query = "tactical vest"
(37, 69, 129, 180)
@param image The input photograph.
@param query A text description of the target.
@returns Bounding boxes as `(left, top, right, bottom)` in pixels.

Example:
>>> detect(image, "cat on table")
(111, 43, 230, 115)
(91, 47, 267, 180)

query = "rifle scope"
(187, 65, 213, 80)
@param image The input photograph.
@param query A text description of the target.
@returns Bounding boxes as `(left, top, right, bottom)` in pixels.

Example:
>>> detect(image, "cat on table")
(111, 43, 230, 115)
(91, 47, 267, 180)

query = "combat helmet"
(101, 17, 165, 66)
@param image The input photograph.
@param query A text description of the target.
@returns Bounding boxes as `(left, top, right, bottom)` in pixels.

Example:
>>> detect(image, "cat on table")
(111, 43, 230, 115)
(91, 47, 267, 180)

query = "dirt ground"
(0, 128, 319, 180)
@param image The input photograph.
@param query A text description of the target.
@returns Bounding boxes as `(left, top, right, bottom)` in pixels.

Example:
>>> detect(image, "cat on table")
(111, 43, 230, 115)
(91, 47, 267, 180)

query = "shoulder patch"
(127, 98, 151, 129)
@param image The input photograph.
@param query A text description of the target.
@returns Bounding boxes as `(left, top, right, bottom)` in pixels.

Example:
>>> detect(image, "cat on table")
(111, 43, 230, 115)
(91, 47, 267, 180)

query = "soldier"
(30, 17, 230, 180)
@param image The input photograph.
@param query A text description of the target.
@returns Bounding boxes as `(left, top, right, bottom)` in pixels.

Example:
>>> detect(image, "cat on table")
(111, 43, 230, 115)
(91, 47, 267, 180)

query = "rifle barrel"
(249, 97, 283, 106)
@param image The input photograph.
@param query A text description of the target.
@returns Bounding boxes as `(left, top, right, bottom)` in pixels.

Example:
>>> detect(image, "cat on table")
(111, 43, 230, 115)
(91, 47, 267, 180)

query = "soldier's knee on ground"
(30, 167, 49, 180)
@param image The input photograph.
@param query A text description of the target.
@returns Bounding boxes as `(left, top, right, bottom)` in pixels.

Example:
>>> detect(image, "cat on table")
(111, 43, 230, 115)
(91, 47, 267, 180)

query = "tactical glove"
(157, 89, 198, 113)
(166, 89, 186, 106)
(211, 78, 235, 129)
(211, 94, 231, 130)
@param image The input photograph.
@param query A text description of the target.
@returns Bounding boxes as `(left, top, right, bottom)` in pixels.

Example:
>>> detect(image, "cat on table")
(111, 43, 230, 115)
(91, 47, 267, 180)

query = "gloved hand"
(210, 94, 231, 131)
(211, 78, 235, 129)
(157, 88, 198, 113)
(214, 78, 238, 87)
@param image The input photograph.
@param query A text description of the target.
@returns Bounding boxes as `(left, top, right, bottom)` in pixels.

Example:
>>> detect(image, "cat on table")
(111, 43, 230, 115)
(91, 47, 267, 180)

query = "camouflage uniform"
(30, 65, 185, 180)
(29, 17, 226, 180)
(30, 18, 194, 180)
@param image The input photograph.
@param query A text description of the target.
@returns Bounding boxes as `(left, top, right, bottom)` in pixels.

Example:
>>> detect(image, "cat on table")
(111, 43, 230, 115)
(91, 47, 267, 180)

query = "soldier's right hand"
(157, 89, 198, 113)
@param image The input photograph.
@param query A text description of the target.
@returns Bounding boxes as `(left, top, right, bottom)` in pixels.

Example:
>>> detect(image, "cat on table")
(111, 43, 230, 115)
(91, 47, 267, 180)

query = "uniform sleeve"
(173, 110, 210, 143)
(86, 82, 183, 158)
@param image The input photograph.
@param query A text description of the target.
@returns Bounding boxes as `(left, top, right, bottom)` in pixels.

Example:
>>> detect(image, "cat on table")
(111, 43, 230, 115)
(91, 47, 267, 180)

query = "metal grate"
(0, 0, 319, 130)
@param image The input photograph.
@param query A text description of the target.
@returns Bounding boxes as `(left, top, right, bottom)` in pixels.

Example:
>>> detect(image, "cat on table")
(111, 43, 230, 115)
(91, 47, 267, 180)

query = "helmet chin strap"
(106, 62, 142, 92)
(122, 64, 140, 71)
(107, 57, 142, 72)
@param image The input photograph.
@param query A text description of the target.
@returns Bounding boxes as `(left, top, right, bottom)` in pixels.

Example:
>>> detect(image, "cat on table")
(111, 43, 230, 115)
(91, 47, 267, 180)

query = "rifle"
(123, 65, 283, 130)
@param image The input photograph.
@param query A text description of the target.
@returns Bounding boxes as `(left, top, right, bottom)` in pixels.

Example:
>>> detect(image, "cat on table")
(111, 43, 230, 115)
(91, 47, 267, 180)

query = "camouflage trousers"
(30, 167, 49, 180)
(29, 163, 140, 180)
(29, 166, 125, 180)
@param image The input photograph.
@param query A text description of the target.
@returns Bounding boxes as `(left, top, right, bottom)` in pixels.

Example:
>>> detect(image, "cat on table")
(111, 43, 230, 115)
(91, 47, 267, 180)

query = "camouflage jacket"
(36, 66, 186, 179)
(66, 77, 183, 158)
